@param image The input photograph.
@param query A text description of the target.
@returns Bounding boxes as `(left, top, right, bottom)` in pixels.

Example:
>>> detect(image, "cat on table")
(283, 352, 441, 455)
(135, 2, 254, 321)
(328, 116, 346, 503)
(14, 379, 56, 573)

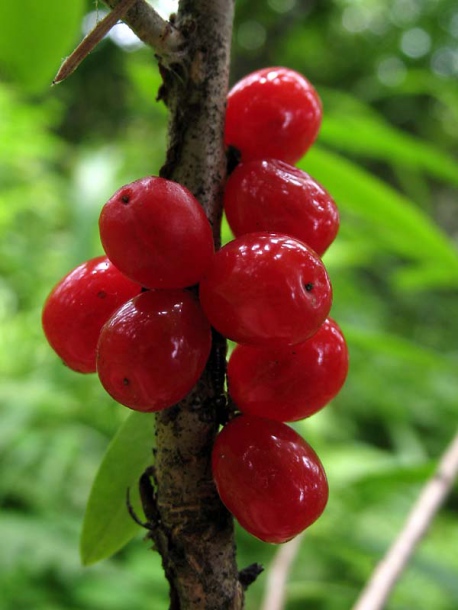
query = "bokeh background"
(0, 0, 457, 608)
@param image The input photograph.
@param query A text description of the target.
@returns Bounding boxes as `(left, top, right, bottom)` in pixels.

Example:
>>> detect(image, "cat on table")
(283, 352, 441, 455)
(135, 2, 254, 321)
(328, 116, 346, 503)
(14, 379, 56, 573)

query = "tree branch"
(54, 0, 186, 85)
(353, 429, 458, 610)
(54, 0, 137, 84)
(103, 0, 186, 57)
(141, 1, 239, 608)
(260, 533, 304, 610)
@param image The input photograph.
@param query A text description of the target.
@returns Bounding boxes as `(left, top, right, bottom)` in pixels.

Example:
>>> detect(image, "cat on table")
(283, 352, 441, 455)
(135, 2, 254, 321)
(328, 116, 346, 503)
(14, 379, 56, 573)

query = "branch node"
(53, 0, 187, 85)
(239, 563, 264, 590)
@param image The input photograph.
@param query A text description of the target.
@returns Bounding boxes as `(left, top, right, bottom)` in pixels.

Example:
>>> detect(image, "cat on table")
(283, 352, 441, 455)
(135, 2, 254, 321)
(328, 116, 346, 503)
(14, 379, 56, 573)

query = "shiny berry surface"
(42, 256, 141, 373)
(224, 159, 339, 256)
(228, 318, 349, 422)
(99, 176, 214, 290)
(199, 232, 332, 346)
(224, 67, 322, 164)
(96, 290, 211, 412)
(212, 415, 329, 543)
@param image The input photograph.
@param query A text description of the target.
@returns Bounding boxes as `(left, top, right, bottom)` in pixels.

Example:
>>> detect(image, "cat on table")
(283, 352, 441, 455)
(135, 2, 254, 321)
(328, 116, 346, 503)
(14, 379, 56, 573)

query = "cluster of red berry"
(42, 67, 348, 545)
(42, 175, 215, 411)
(211, 68, 348, 543)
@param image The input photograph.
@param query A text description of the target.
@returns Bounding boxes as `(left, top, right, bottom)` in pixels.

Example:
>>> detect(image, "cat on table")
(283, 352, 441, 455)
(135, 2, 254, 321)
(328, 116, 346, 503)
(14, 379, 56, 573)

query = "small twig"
(103, 0, 185, 56)
(53, 0, 185, 85)
(53, 0, 137, 84)
(353, 429, 458, 610)
(239, 563, 264, 591)
(260, 533, 304, 610)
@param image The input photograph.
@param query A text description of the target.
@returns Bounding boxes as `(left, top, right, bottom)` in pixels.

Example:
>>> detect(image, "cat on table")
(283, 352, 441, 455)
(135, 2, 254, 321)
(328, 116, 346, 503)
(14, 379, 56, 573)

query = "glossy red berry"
(199, 232, 332, 346)
(224, 159, 339, 256)
(224, 67, 322, 164)
(212, 415, 328, 543)
(96, 289, 211, 412)
(42, 256, 141, 373)
(227, 318, 349, 422)
(99, 176, 214, 290)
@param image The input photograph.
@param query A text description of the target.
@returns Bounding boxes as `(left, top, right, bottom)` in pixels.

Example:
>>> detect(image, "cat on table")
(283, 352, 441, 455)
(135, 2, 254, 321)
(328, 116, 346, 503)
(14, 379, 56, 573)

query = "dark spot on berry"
(123, 378, 130, 386)
(304, 283, 314, 292)
(121, 195, 130, 204)
(97, 290, 107, 299)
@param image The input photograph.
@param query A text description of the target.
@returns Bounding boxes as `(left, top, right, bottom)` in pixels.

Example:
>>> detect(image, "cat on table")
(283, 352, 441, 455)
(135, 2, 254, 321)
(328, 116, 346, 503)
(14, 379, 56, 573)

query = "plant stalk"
(146, 1, 242, 608)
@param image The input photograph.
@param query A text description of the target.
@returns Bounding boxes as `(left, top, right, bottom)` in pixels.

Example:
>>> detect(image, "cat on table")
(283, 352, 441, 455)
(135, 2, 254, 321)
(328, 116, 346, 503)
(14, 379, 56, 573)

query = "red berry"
(42, 256, 141, 373)
(99, 176, 214, 290)
(199, 232, 332, 346)
(224, 67, 322, 164)
(212, 415, 328, 543)
(224, 159, 339, 256)
(227, 318, 349, 422)
(96, 290, 211, 412)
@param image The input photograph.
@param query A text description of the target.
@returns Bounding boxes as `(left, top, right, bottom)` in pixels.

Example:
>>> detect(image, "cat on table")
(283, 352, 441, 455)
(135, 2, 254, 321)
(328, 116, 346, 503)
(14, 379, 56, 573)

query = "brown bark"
(117, 0, 243, 608)
(154, 2, 243, 607)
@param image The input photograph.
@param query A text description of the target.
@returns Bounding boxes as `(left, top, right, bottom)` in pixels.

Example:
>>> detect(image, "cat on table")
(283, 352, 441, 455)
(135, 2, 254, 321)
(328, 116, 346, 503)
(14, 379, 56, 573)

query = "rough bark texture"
(135, 1, 242, 608)
(158, 0, 234, 241)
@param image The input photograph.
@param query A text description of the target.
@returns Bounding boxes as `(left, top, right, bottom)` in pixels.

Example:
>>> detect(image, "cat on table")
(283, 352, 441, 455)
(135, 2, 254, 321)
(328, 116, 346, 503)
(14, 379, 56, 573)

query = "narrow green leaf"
(301, 147, 458, 282)
(80, 411, 155, 566)
(0, 0, 85, 94)
(320, 113, 458, 188)
(392, 262, 458, 292)
(343, 326, 456, 370)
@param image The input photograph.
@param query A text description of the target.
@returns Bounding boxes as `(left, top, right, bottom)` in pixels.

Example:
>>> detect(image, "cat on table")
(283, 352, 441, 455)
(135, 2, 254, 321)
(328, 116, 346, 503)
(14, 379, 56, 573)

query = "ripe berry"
(224, 67, 322, 164)
(199, 232, 332, 346)
(99, 176, 214, 290)
(42, 256, 141, 373)
(224, 159, 339, 257)
(227, 318, 349, 422)
(96, 289, 211, 412)
(212, 415, 328, 543)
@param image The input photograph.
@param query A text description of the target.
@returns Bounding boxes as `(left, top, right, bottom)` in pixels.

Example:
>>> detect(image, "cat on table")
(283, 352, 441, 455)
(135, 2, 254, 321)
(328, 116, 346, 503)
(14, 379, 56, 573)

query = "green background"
(0, 0, 457, 608)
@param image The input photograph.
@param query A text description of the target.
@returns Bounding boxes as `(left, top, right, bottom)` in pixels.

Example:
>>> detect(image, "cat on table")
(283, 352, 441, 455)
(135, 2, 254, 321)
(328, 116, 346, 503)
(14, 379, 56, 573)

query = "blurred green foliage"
(0, 0, 457, 609)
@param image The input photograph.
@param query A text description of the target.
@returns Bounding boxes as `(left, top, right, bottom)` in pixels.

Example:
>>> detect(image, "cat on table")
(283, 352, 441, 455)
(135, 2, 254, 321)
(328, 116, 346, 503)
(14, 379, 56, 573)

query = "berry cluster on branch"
(42, 66, 348, 546)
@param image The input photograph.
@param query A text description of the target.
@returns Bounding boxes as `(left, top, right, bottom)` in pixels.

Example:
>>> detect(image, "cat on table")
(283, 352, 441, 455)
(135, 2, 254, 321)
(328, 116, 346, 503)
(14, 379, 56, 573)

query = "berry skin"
(224, 159, 339, 257)
(212, 415, 328, 543)
(42, 256, 141, 373)
(99, 176, 214, 290)
(199, 232, 332, 347)
(96, 289, 211, 412)
(224, 67, 322, 164)
(227, 318, 349, 422)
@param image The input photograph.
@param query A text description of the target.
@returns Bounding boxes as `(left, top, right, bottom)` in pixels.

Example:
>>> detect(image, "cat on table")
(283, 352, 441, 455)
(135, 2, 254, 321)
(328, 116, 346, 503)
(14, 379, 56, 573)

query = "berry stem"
(133, 0, 241, 607)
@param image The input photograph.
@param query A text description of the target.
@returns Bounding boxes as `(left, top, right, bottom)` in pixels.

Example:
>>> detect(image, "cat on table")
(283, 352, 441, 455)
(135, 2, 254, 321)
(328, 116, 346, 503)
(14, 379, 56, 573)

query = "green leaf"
(80, 411, 155, 566)
(300, 147, 458, 287)
(344, 326, 456, 370)
(391, 262, 458, 291)
(0, 0, 86, 94)
(318, 87, 458, 188)
(320, 112, 458, 188)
